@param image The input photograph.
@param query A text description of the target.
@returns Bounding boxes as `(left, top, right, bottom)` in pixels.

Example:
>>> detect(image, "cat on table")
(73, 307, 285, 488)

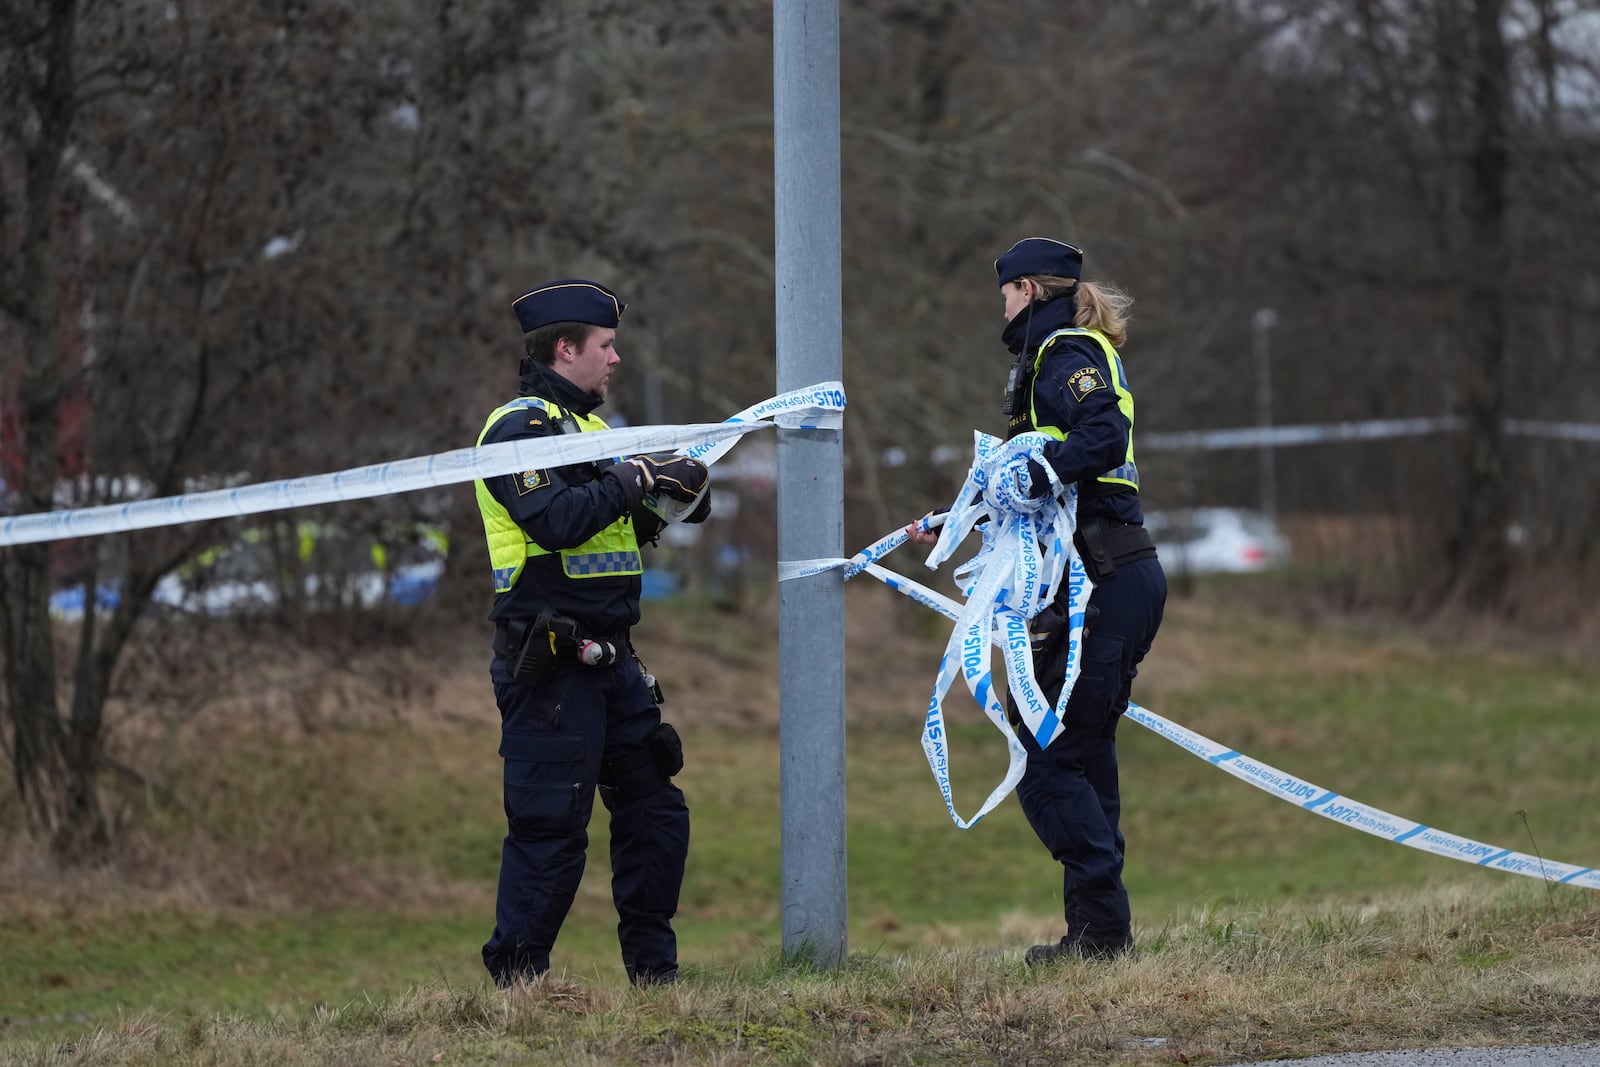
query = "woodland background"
(2, 0, 1598, 862)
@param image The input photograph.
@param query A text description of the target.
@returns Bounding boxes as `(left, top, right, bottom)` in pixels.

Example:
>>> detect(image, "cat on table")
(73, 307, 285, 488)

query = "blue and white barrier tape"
(1142, 417, 1465, 451)
(796, 431, 1600, 888)
(680, 382, 848, 467)
(1141, 414, 1600, 452)
(788, 431, 1094, 828)
(918, 432, 1095, 826)
(0, 382, 846, 547)
(1124, 703, 1600, 891)
(782, 548, 1034, 829)
(815, 535, 1600, 888)
(1504, 418, 1600, 443)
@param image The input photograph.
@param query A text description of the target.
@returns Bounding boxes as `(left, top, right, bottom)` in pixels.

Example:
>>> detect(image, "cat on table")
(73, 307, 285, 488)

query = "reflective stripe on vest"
(1029, 327, 1139, 492)
(474, 396, 642, 593)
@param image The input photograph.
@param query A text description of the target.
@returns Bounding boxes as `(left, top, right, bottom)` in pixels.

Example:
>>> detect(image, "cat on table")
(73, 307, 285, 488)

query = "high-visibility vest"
(1028, 327, 1140, 493)
(474, 397, 641, 594)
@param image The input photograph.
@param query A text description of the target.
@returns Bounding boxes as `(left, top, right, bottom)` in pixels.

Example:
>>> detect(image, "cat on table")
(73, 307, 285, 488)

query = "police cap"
(994, 237, 1083, 286)
(511, 279, 626, 333)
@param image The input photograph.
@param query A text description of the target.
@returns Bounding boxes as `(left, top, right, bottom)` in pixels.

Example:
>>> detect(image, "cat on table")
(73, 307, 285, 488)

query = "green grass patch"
(3, 598, 1600, 1061)
(5, 886, 1599, 1065)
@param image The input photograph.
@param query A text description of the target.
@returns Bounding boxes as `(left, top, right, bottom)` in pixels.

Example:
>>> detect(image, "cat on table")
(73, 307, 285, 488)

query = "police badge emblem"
(1068, 366, 1106, 402)
(516, 469, 549, 495)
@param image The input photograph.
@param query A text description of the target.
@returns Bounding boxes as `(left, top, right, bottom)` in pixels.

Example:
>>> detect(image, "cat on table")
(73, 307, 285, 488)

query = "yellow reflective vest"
(1028, 327, 1140, 493)
(474, 397, 641, 595)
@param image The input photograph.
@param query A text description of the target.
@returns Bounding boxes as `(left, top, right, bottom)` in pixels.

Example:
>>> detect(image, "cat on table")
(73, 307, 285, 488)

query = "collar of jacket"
(1000, 293, 1077, 356)
(518, 355, 603, 416)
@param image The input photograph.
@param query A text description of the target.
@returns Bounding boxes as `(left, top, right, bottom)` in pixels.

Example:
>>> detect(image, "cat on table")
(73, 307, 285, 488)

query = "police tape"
(913, 432, 1094, 827)
(0, 381, 847, 547)
(787, 439, 1600, 889)
(798, 543, 1600, 889)
(925, 432, 1088, 752)
(1123, 703, 1600, 890)
(681, 382, 848, 466)
(786, 430, 1094, 829)
(1141, 414, 1600, 452)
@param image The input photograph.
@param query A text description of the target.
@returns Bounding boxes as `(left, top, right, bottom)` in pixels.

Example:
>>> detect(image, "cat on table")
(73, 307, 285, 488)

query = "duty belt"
(492, 617, 630, 659)
(1073, 516, 1157, 582)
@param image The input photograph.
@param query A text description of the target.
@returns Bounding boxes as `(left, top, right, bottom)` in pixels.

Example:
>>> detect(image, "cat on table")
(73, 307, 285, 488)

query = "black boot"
(1024, 935, 1075, 967)
(628, 965, 679, 987)
(492, 965, 548, 989)
(1024, 929, 1134, 966)
(1071, 928, 1135, 960)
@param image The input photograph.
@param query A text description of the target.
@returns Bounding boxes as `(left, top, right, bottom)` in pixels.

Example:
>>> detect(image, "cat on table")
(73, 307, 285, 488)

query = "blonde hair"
(1020, 275, 1133, 348)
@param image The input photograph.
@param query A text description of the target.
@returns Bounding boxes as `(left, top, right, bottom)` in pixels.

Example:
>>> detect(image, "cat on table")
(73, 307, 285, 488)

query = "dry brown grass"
(12, 885, 1600, 1066)
(1, 613, 500, 919)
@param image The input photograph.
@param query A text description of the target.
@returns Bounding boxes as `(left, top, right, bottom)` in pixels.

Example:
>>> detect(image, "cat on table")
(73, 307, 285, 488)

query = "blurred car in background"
(157, 519, 448, 615)
(1144, 507, 1291, 576)
(50, 518, 447, 620)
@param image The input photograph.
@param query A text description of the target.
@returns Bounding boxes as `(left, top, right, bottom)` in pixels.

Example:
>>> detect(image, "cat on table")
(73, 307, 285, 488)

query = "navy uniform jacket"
(479, 359, 662, 635)
(1002, 295, 1145, 527)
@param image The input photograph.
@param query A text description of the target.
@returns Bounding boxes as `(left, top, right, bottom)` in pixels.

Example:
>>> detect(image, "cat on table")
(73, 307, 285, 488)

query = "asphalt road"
(1228, 1043, 1600, 1067)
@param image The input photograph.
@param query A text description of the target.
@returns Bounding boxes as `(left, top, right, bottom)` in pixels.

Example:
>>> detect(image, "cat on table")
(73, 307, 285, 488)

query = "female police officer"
(910, 238, 1166, 963)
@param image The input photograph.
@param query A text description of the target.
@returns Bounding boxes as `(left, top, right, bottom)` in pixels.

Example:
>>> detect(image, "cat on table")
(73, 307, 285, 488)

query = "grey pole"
(774, 0, 846, 966)
(1252, 307, 1279, 521)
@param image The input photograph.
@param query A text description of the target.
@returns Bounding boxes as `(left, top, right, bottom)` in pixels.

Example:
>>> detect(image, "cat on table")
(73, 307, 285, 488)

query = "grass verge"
(2, 586, 1599, 1062)
(5, 886, 1599, 1066)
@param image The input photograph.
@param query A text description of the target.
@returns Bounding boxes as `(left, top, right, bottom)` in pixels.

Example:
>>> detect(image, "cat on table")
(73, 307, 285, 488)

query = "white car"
(1144, 507, 1290, 576)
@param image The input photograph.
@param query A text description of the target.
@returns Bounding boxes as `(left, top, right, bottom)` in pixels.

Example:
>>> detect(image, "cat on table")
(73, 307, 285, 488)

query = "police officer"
(475, 279, 710, 987)
(910, 238, 1166, 962)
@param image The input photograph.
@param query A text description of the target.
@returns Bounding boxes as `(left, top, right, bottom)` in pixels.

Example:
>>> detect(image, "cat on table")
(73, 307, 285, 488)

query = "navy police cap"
(511, 279, 626, 333)
(994, 237, 1083, 286)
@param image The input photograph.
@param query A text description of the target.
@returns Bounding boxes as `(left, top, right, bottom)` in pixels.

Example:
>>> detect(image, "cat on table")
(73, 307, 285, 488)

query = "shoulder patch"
(1067, 366, 1108, 402)
(515, 469, 550, 495)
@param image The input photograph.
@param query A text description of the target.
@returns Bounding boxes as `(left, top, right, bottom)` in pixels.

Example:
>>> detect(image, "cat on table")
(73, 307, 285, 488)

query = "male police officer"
(475, 278, 709, 986)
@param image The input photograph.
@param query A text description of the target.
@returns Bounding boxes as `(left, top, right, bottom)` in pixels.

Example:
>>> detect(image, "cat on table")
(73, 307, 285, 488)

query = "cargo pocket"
(1061, 631, 1125, 733)
(500, 731, 589, 839)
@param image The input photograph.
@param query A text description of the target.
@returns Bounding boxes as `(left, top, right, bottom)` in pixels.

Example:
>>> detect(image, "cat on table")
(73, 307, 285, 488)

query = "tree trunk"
(57, 611, 122, 858)
(1, 545, 64, 836)
(0, 0, 110, 857)
(1443, 0, 1511, 607)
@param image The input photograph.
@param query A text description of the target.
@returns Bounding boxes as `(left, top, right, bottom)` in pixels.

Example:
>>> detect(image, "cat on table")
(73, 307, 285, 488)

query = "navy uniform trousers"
(481, 653, 689, 985)
(1010, 555, 1166, 943)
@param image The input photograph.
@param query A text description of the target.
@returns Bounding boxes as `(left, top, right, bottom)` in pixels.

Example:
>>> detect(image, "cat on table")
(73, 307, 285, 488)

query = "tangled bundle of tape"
(787, 429, 1095, 829)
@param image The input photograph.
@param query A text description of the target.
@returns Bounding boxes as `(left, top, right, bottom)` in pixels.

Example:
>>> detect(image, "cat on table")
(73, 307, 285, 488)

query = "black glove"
(1026, 459, 1052, 498)
(627, 453, 709, 504)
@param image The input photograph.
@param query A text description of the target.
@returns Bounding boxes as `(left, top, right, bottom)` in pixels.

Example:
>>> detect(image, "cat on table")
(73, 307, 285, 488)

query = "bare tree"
(0, 0, 84, 850)
(1245, 0, 1600, 611)
(0, 0, 513, 856)
(0, 0, 784, 858)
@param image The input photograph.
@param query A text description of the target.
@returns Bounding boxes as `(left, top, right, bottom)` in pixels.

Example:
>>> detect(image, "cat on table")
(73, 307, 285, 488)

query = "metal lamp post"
(1252, 307, 1279, 520)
